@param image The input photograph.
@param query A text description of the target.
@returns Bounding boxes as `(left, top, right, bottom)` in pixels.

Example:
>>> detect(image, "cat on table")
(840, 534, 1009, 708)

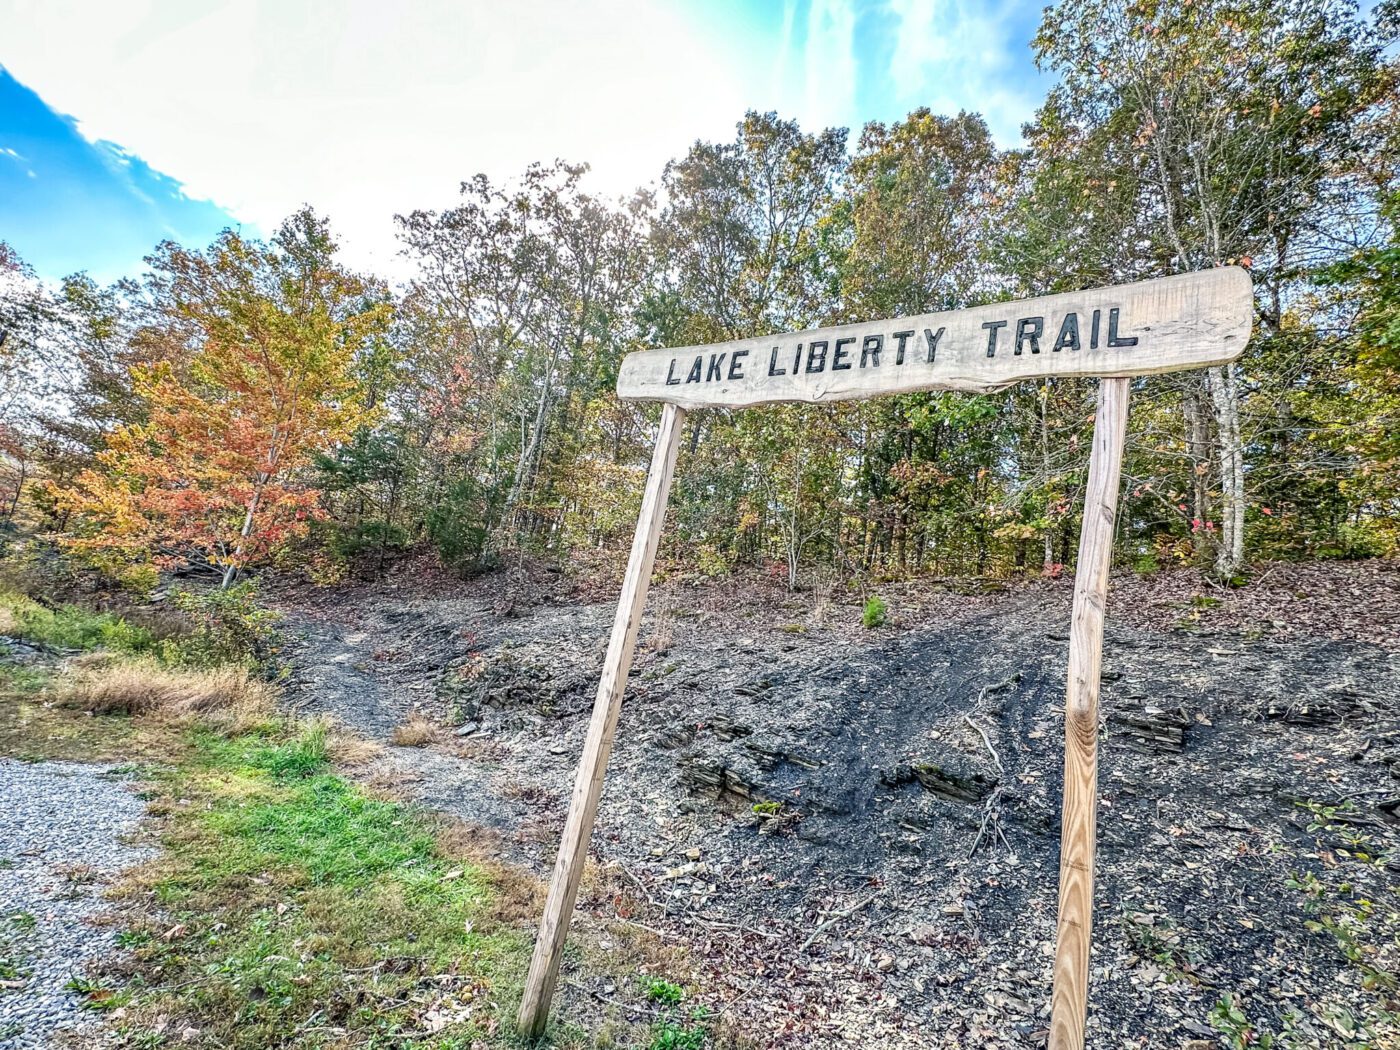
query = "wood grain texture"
(617, 268, 1251, 408)
(517, 403, 687, 1039)
(1049, 377, 1131, 1050)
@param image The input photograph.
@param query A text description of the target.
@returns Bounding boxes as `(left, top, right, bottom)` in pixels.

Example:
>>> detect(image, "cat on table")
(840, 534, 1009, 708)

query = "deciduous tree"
(59, 210, 389, 587)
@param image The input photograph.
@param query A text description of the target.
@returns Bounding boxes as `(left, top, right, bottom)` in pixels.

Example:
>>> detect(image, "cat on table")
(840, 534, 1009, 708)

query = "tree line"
(2, 0, 1397, 592)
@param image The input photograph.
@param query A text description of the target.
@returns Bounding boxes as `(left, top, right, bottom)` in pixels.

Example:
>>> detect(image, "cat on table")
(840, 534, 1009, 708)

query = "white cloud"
(767, 0, 1042, 147)
(885, 0, 1042, 144)
(0, 0, 1043, 279)
(799, 0, 860, 131)
(0, 0, 755, 278)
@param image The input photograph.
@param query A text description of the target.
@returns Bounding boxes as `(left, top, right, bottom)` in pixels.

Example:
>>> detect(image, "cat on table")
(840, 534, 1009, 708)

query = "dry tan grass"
(324, 724, 384, 766)
(434, 821, 546, 924)
(359, 767, 423, 802)
(56, 660, 276, 732)
(642, 596, 676, 653)
(390, 711, 443, 748)
(0, 604, 18, 636)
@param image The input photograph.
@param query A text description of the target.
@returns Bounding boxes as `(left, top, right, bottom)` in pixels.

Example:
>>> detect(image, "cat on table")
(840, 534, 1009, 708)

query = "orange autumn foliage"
(58, 210, 391, 586)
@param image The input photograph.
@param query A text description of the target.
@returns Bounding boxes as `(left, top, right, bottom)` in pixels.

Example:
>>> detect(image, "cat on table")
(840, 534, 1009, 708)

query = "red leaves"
(54, 218, 388, 580)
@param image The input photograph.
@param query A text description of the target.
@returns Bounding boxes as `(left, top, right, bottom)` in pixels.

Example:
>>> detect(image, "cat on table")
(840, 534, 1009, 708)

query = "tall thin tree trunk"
(1207, 365, 1246, 577)
(5, 460, 25, 518)
(222, 479, 265, 589)
(496, 372, 555, 553)
(1183, 377, 1214, 565)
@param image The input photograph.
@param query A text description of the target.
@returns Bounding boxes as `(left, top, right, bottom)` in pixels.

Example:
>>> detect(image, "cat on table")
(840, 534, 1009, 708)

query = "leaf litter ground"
(274, 559, 1400, 1048)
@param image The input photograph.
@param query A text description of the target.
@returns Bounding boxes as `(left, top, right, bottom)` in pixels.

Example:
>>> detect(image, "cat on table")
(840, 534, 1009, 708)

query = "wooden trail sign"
(618, 268, 1251, 408)
(519, 268, 1253, 1046)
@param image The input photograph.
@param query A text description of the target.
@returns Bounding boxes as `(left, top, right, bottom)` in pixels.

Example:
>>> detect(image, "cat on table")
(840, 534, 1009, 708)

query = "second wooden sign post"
(517, 269, 1253, 1047)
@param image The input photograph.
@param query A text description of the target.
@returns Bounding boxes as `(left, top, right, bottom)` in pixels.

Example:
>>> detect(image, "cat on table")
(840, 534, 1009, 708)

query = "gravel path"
(0, 760, 152, 1050)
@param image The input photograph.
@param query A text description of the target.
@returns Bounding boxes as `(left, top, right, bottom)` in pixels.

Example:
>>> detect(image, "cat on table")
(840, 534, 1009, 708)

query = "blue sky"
(0, 69, 246, 284)
(0, 0, 1051, 284)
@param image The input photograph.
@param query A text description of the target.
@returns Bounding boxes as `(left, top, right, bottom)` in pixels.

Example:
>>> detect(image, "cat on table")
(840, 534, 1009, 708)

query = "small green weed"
(644, 977, 685, 1005)
(1210, 993, 1271, 1048)
(8, 911, 36, 932)
(1118, 906, 1200, 980)
(0, 955, 29, 982)
(650, 1021, 706, 1050)
(65, 973, 128, 1011)
(114, 929, 152, 949)
(643, 979, 708, 1048)
(861, 595, 887, 628)
(1208, 994, 1314, 1049)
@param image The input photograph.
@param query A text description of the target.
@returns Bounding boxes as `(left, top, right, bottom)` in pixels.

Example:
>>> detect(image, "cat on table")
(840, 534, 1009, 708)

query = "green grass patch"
(102, 724, 549, 1048)
(0, 693, 172, 764)
(0, 663, 49, 694)
(0, 591, 153, 653)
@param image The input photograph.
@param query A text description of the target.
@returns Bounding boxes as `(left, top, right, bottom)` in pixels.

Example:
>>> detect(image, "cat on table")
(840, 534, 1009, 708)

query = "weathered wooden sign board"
(619, 268, 1251, 406)
(518, 267, 1253, 1049)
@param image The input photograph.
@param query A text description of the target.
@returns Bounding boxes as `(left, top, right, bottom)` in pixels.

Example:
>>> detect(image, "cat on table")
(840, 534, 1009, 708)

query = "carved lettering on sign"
(617, 268, 1252, 408)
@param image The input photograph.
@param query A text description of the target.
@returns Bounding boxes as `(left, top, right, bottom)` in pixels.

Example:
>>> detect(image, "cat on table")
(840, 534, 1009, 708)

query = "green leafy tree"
(1033, 0, 1394, 575)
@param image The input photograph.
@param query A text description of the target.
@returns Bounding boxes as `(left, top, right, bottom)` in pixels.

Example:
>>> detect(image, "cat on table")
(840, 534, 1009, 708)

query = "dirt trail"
(273, 568, 1400, 1048)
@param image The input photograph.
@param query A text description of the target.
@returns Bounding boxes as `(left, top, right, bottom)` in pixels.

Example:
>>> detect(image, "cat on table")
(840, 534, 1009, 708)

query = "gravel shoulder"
(0, 759, 153, 1050)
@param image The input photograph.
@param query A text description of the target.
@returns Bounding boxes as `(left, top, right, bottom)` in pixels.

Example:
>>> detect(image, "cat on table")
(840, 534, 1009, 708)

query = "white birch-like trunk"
(1206, 365, 1246, 577)
(222, 471, 269, 589)
(1040, 380, 1055, 572)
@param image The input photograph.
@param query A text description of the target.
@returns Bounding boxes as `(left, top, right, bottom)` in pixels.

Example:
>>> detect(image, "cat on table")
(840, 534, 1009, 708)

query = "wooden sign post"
(517, 269, 1253, 1045)
(1049, 375, 1130, 1050)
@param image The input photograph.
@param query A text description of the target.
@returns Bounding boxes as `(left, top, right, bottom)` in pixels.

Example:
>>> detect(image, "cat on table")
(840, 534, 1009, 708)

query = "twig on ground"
(609, 915, 672, 940)
(615, 861, 663, 910)
(613, 862, 779, 939)
(564, 978, 671, 1018)
(715, 984, 755, 1020)
(799, 893, 879, 952)
(685, 911, 781, 939)
(964, 714, 1004, 773)
(970, 786, 1011, 857)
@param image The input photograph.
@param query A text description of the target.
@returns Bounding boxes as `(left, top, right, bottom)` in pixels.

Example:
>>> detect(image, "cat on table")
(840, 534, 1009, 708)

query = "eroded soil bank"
(275, 560, 1400, 1048)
